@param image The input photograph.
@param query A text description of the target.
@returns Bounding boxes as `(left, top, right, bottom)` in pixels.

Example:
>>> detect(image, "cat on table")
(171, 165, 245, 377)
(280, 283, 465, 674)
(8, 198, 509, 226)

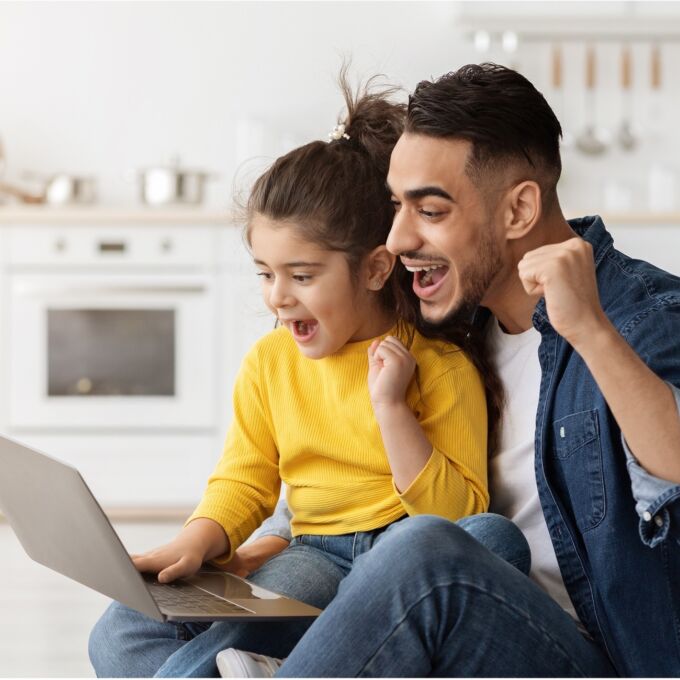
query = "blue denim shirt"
(254, 215, 680, 675)
(527, 215, 680, 676)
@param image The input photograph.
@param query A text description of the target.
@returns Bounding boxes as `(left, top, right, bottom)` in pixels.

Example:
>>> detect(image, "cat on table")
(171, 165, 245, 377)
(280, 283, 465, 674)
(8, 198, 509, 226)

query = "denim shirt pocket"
(553, 409, 606, 532)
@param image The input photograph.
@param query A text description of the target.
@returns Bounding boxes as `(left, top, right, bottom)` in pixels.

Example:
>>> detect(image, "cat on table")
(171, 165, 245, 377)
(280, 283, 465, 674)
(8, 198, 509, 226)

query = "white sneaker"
(216, 648, 284, 678)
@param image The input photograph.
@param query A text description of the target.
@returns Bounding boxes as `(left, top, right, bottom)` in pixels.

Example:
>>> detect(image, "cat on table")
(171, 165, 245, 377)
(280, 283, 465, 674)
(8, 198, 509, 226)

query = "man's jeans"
(88, 514, 602, 677)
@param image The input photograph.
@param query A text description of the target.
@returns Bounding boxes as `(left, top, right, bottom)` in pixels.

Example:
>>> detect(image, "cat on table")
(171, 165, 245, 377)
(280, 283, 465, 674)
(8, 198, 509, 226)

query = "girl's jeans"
(89, 513, 599, 678)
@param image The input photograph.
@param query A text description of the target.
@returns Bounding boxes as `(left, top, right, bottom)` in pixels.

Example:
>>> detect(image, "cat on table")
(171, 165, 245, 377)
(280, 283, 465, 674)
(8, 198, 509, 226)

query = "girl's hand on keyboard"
(217, 535, 290, 577)
(131, 518, 230, 583)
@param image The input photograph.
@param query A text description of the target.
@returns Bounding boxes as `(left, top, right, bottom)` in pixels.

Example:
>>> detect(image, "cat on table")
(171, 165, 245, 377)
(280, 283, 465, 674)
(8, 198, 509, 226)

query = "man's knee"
(366, 514, 530, 578)
(457, 513, 531, 575)
(369, 515, 476, 573)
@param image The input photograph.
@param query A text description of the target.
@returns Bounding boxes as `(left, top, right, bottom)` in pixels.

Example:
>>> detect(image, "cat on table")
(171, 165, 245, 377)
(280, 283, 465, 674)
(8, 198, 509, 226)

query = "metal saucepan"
(133, 158, 216, 206)
(0, 173, 97, 205)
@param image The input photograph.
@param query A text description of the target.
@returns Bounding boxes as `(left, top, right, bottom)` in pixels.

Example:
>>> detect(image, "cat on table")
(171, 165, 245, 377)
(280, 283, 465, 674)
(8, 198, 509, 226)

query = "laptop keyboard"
(144, 574, 252, 616)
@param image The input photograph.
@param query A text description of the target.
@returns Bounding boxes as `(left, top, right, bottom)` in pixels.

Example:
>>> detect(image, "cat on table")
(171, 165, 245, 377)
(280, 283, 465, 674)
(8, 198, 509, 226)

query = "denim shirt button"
(643, 511, 652, 522)
(654, 515, 664, 528)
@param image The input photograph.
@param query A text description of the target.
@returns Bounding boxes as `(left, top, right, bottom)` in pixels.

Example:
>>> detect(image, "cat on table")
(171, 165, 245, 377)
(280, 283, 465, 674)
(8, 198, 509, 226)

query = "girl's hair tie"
(327, 123, 350, 142)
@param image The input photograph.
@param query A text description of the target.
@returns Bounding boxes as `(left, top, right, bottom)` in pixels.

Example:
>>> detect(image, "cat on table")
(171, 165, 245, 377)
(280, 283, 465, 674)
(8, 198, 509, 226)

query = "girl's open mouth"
(290, 319, 319, 342)
(410, 265, 450, 299)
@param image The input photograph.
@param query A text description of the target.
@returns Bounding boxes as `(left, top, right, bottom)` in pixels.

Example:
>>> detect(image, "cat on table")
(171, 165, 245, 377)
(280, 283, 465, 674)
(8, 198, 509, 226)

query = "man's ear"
(365, 245, 396, 290)
(502, 180, 542, 241)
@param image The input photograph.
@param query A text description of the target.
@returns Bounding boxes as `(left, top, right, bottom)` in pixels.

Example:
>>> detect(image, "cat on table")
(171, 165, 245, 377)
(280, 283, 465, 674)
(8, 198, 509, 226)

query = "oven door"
(8, 273, 217, 430)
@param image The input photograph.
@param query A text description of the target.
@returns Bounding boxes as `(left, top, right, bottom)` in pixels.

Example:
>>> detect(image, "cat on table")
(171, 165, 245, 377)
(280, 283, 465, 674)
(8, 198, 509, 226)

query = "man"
(225, 63, 680, 677)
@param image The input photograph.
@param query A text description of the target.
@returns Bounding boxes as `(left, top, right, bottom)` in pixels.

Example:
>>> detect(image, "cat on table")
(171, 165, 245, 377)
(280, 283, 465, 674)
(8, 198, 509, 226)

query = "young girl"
(89, 77, 498, 678)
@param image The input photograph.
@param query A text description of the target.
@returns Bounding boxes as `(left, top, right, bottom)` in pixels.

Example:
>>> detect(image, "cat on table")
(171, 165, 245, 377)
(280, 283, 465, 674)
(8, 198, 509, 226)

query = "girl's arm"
(187, 344, 281, 564)
(217, 497, 292, 577)
(368, 336, 488, 519)
(368, 337, 432, 492)
(133, 342, 281, 582)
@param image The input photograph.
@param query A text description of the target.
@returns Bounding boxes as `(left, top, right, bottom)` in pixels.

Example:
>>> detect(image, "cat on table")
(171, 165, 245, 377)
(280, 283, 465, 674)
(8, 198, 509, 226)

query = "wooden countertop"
(1, 206, 680, 227)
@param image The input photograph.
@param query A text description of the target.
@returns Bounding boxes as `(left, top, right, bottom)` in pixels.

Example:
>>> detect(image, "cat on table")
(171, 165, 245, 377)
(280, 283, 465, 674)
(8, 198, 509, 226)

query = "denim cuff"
(246, 496, 293, 544)
(623, 381, 680, 547)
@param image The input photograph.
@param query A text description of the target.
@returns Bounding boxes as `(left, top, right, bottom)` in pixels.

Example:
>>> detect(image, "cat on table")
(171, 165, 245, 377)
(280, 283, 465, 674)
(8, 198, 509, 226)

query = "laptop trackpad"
(185, 571, 282, 600)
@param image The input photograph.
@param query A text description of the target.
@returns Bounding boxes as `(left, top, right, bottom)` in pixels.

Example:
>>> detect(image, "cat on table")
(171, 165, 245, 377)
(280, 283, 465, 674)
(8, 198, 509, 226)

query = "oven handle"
(14, 283, 208, 296)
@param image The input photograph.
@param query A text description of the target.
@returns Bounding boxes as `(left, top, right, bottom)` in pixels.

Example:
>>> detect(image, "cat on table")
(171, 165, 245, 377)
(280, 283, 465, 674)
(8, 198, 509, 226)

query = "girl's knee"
(89, 601, 161, 677)
(88, 602, 125, 675)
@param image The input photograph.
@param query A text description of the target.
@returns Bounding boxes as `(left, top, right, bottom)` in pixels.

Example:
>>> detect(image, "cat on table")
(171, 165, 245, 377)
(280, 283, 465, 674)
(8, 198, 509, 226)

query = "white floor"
(0, 520, 183, 678)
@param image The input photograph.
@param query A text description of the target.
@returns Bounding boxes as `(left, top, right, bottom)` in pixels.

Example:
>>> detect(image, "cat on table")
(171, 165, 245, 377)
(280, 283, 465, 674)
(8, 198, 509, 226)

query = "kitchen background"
(2, 1, 680, 676)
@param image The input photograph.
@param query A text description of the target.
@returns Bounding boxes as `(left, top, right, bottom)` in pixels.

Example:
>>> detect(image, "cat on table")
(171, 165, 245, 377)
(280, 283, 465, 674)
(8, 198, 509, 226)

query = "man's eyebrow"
(385, 182, 454, 202)
(253, 259, 325, 268)
(404, 186, 454, 202)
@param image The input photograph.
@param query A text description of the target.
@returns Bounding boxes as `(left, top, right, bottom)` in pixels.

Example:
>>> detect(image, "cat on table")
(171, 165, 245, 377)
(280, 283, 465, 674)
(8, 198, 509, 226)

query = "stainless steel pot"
(135, 159, 215, 206)
(44, 174, 97, 205)
(0, 172, 97, 205)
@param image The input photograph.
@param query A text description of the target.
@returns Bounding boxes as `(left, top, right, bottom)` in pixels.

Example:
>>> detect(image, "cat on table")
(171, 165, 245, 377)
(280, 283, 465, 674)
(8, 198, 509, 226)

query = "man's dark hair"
(406, 63, 563, 205)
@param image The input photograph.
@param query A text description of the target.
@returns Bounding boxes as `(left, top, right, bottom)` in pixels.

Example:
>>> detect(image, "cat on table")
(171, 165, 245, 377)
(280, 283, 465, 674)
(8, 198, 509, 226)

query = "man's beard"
(421, 233, 502, 333)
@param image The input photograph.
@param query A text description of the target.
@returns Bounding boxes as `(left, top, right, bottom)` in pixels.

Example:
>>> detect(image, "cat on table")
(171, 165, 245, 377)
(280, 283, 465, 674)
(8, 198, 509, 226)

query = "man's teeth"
(404, 264, 446, 272)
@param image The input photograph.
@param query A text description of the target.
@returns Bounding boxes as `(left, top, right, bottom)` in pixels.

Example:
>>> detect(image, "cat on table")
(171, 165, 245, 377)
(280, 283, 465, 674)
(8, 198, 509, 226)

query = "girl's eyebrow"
(253, 259, 325, 268)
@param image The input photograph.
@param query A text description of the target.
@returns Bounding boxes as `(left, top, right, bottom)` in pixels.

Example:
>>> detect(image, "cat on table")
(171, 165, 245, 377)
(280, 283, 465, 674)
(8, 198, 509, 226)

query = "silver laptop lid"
(0, 434, 163, 621)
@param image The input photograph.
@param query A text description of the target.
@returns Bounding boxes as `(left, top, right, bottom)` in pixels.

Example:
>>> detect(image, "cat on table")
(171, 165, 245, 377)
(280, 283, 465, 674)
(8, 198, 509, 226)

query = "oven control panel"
(5, 226, 218, 268)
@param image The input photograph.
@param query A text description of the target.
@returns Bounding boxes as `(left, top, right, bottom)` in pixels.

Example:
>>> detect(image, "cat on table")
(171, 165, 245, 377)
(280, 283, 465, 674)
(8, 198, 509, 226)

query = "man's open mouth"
(405, 264, 450, 298)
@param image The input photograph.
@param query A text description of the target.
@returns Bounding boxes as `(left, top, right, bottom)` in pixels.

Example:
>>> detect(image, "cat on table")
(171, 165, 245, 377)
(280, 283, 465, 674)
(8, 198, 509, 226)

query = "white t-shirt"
(487, 318, 580, 623)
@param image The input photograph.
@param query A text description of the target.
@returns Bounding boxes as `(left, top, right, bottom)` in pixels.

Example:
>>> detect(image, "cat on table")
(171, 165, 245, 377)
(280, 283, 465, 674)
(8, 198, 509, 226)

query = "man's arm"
(518, 237, 680, 483)
(570, 316, 680, 483)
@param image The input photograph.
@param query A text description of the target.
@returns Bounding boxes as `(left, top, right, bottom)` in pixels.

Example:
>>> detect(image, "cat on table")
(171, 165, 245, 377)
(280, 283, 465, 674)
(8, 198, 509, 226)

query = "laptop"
(0, 434, 321, 622)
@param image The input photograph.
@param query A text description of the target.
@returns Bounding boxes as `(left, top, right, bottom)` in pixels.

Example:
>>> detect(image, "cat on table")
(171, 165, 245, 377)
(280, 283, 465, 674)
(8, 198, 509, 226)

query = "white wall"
(2, 1, 680, 213)
(0, 1, 470, 207)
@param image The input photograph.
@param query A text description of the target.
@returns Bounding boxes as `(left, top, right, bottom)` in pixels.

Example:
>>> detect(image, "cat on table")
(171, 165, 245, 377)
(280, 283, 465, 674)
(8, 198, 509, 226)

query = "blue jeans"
(89, 514, 531, 677)
(278, 515, 617, 677)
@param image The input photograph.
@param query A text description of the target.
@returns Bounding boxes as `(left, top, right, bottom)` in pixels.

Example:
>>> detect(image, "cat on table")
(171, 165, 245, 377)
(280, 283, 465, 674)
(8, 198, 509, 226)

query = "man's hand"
(217, 536, 290, 578)
(367, 335, 416, 411)
(517, 238, 610, 349)
(131, 517, 229, 583)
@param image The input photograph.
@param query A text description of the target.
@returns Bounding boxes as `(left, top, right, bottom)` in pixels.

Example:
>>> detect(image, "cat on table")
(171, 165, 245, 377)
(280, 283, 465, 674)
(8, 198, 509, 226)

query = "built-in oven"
(6, 226, 219, 431)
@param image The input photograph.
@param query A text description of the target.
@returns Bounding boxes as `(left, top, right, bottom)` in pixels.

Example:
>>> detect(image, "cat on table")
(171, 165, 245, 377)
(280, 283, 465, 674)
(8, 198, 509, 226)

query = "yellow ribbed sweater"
(188, 325, 488, 560)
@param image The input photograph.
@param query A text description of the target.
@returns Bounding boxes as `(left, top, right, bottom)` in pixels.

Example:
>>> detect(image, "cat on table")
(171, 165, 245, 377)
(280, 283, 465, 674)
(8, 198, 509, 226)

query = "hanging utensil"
(575, 46, 608, 156)
(551, 45, 573, 150)
(651, 43, 662, 91)
(617, 45, 637, 151)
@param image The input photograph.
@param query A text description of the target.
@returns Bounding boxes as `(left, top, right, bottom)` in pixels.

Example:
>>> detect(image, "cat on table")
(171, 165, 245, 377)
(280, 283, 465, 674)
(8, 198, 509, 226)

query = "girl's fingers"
(374, 342, 401, 362)
(367, 340, 383, 369)
(131, 553, 154, 572)
(158, 556, 194, 584)
(382, 335, 407, 351)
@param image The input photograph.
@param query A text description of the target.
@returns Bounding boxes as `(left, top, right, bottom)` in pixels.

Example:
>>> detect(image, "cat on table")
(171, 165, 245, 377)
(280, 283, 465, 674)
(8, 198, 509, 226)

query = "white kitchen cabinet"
(0, 210, 269, 511)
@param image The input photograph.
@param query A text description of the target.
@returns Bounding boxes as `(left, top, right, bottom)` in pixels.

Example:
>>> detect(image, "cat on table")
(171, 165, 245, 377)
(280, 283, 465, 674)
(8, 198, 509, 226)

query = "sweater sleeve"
(186, 344, 280, 562)
(396, 357, 489, 520)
